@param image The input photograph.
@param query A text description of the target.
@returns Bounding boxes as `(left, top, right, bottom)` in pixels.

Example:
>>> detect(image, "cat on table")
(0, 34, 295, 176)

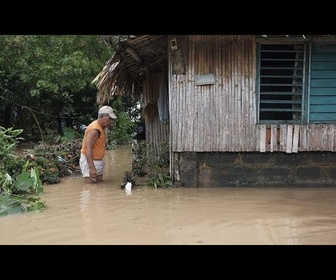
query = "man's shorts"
(79, 154, 105, 177)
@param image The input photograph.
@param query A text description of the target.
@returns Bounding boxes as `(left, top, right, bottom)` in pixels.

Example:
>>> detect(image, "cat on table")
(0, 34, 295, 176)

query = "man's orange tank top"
(80, 120, 106, 160)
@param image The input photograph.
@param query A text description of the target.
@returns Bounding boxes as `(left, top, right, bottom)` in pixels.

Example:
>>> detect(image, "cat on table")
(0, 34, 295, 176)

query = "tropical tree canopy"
(0, 35, 114, 139)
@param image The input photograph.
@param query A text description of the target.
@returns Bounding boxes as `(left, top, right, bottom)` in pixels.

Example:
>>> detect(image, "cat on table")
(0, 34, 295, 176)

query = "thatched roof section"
(93, 35, 168, 104)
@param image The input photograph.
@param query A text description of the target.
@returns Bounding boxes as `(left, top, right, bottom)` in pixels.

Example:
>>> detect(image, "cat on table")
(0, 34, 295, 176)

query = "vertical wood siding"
(169, 35, 336, 153)
(170, 35, 257, 152)
(142, 73, 170, 146)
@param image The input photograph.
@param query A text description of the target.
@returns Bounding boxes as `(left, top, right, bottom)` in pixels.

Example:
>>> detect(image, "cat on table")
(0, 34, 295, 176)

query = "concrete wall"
(177, 152, 336, 188)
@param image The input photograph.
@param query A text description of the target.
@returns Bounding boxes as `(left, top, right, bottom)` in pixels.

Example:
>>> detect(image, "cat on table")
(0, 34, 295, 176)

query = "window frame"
(257, 36, 336, 125)
(256, 40, 309, 125)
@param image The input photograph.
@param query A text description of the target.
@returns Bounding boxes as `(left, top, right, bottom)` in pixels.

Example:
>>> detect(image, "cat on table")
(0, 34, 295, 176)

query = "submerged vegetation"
(121, 141, 172, 189)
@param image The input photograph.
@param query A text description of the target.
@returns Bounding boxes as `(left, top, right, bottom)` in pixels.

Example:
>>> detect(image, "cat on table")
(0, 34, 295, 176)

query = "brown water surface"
(2, 145, 336, 245)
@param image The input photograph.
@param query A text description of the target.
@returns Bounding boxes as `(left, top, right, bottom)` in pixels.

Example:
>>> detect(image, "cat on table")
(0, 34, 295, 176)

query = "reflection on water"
(2, 144, 336, 245)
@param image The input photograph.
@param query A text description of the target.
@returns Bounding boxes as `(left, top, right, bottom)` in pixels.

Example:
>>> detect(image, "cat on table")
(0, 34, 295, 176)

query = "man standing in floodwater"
(79, 105, 117, 184)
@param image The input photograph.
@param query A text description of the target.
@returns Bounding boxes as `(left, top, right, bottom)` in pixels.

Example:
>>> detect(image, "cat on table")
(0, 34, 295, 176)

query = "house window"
(257, 43, 306, 124)
(257, 41, 336, 124)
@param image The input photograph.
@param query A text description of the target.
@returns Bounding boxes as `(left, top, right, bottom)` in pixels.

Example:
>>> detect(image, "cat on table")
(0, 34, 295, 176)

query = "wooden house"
(94, 35, 336, 187)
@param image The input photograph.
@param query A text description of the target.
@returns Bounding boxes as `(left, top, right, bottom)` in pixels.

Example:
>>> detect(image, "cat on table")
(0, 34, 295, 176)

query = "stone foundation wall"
(177, 152, 336, 188)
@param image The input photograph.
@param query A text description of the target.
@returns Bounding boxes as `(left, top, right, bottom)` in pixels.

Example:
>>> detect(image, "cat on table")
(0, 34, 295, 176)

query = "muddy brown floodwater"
(2, 144, 336, 245)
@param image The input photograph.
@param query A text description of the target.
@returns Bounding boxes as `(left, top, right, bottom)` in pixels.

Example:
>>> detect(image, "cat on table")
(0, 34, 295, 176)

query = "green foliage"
(0, 35, 112, 140)
(62, 127, 77, 141)
(109, 111, 136, 146)
(0, 126, 24, 160)
(0, 132, 84, 216)
(105, 94, 145, 179)
(54, 127, 79, 143)
(105, 95, 139, 147)
(131, 141, 149, 176)
(13, 171, 35, 192)
(131, 141, 172, 188)
(27, 139, 82, 183)
(7, 165, 44, 195)
(0, 194, 47, 216)
(0, 126, 46, 216)
(0, 194, 25, 216)
(147, 173, 173, 189)
(0, 35, 111, 97)
(112, 94, 141, 122)
(0, 126, 25, 184)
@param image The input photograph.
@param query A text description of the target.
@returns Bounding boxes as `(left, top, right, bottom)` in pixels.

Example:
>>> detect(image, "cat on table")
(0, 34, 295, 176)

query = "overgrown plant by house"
(129, 141, 172, 188)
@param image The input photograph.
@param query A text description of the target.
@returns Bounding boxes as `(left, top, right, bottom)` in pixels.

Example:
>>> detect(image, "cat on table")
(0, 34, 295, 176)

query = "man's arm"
(85, 129, 100, 177)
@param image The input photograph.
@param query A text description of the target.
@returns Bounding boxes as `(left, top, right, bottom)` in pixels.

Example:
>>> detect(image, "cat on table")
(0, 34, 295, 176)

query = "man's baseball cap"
(98, 106, 117, 119)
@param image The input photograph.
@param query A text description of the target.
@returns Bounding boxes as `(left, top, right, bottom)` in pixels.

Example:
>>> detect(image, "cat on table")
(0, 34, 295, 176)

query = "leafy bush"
(131, 141, 172, 188)
(0, 126, 46, 216)
(108, 111, 136, 146)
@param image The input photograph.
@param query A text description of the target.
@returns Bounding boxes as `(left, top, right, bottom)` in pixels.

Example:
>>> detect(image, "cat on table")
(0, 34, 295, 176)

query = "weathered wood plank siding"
(169, 35, 336, 153)
(142, 73, 170, 146)
(170, 35, 257, 152)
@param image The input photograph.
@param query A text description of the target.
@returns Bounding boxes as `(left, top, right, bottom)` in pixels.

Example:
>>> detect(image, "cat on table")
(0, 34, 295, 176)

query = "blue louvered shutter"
(309, 43, 336, 123)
